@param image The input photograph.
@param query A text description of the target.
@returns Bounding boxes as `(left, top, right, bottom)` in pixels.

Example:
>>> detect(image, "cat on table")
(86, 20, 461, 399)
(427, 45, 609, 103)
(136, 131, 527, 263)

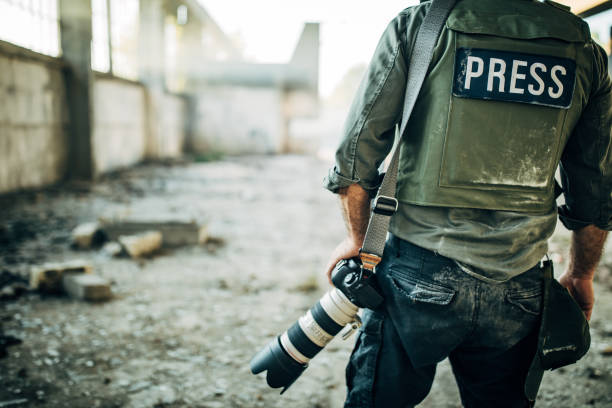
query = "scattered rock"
(205, 236, 226, 253)
(100, 217, 207, 247)
(102, 242, 123, 257)
(119, 231, 163, 258)
(217, 279, 229, 290)
(0, 271, 29, 301)
(0, 283, 29, 301)
(71, 222, 106, 249)
(586, 367, 604, 379)
(29, 260, 92, 293)
(601, 346, 612, 356)
(62, 274, 112, 302)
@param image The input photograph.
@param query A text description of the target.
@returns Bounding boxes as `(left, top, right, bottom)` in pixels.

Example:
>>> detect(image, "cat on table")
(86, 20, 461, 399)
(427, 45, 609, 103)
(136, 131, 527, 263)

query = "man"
(323, 0, 612, 407)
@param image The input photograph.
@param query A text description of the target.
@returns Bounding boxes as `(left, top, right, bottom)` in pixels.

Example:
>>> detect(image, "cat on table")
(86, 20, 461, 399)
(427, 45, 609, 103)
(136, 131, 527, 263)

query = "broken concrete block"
(30, 260, 92, 292)
(99, 217, 207, 247)
(118, 231, 162, 258)
(62, 274, 112, 301)
(71, 222, 106, 249)
(102, 242, 123, 257)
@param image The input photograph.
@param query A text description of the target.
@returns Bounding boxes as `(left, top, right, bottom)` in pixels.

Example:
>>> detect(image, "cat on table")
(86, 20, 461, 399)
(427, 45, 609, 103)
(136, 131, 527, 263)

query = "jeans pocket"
(506, 287, 543, 316)
(389, 268, 455, 305)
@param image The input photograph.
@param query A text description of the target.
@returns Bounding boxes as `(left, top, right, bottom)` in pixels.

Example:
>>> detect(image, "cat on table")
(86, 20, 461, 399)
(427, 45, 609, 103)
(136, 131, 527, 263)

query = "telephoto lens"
(250, 258, 382, 393)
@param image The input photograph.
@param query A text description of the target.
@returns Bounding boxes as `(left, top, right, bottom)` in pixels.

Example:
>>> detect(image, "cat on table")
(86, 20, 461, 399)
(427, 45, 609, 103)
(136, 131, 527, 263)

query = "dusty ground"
(0, 155, 611, 408)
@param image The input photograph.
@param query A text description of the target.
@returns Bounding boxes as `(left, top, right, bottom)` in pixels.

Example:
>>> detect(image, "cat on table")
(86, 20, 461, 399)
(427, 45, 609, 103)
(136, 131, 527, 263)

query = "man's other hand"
(325, 237, 361, 285)
(558, 273, 595, 321)
(560, 224, 608, 321)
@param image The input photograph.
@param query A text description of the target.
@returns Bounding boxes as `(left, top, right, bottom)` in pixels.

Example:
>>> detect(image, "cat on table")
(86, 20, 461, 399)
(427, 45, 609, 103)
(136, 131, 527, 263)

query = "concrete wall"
(91, 75, 187, 175)
(161, 93, 187, 157)
(92, 76, 147, 175)
(0, 42, 69, 193)
(191, 85, 284, 154)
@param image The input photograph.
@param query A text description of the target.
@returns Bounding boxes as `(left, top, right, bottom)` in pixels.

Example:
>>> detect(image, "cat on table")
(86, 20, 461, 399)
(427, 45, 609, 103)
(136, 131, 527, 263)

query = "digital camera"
(250, 257, 383, 393)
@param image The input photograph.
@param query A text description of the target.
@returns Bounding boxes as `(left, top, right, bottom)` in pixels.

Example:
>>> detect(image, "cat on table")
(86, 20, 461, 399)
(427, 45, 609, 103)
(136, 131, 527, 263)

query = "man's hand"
(558, 273, 595, 321)
(559, 225, 608, 321)
(325, 237, 362, 284)
(326, 184, 371, 285)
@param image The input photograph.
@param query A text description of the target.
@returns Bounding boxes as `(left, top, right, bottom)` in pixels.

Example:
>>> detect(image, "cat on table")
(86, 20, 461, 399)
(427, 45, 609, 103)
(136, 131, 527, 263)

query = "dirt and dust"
(0, 155, 611, 407)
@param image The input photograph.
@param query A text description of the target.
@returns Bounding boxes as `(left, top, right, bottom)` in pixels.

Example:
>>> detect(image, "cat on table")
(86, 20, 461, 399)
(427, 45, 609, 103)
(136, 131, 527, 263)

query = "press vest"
(397, 0, 595, 214)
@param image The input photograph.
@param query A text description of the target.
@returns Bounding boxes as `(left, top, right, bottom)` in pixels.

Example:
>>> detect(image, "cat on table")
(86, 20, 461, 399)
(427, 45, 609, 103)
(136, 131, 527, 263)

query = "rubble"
(29, 260, 92, 292)
(62, 274, 112, 302)
(102, 242, 123, 257)
(1, 157, 611, 408)
(118, 231, 163, 258)
(0, 270, 29, 301)
(100, 217, 207, 248)
(71, 222, 106, 249)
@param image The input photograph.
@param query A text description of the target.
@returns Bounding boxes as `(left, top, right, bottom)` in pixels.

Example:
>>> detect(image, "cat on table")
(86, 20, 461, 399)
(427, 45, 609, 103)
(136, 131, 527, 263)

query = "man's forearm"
(338, 184, 371, 246)
(567, 225, 608, 279)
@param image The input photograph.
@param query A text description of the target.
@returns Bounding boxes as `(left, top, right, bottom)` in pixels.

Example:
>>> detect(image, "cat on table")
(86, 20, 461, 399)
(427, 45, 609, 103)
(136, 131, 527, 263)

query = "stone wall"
(160, 93, 187, 158)
(92, 76, 147, 175)
(0, 42, 69, 193)
(191, 85, 284, 155)
(92, 76, 188, 175)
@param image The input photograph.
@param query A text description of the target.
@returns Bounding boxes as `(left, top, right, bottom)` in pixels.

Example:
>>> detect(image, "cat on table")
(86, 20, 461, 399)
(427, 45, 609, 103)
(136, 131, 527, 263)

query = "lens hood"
(250, 336, 308, 394)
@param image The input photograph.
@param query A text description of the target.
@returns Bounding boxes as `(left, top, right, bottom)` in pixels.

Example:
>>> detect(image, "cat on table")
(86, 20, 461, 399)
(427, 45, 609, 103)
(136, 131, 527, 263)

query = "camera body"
(332, 258, 383, 310)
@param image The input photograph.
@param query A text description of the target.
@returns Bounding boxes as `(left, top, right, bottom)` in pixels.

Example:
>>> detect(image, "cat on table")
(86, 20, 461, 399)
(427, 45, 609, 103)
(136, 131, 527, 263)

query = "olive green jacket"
(325, 0, 612, 279)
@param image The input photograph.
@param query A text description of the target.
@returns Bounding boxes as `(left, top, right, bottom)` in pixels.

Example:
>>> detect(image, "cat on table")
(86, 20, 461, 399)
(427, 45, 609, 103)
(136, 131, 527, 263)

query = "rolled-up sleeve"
(324, 8, 423, 196)
(559, 42, 612, 230)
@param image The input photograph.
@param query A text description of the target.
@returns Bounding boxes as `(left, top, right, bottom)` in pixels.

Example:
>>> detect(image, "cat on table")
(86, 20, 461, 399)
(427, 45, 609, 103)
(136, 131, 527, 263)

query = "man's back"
(325, 0, 612, 281)
(324, 1, 611, 406)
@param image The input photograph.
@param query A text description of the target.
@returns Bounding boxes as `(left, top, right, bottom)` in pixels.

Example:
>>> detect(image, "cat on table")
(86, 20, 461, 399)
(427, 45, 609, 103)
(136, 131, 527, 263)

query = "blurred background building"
(0, 0, 610, 194)
(0, 0, 320, 194)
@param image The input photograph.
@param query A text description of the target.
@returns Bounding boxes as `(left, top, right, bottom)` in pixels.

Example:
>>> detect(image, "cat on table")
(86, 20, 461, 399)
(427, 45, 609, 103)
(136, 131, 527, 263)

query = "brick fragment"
(118, 231, 163, 258)
(30, 260, 92, 292)
(62, 274, 112, 301)
(100, 217, 206, 247)
(71, 222, 106, 249)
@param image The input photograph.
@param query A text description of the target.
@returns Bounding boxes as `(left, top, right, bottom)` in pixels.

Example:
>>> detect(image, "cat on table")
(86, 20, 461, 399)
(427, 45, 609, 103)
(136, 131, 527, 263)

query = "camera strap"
(360, 0, 457, 271)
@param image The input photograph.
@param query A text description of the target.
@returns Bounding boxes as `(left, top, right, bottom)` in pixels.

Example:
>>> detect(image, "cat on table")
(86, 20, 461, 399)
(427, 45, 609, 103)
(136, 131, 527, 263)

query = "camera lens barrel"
(250, 288, 359, 392)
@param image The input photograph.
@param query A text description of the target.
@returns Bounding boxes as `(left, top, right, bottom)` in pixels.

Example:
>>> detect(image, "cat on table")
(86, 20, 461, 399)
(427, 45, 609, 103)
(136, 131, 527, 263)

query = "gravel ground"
(0, 155, 611, 408)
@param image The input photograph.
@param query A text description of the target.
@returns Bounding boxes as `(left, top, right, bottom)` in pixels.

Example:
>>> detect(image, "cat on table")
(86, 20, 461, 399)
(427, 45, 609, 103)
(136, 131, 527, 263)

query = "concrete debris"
(205, 235, 226, 253)
(586, 367, 604, 379)
(0, 270, 29, 301)
(0, 282, 29, 301)
(102, 242, 123, 257)
(71, 222, 106, 249)
(118, 231, 163, 258)
(99, 217, 207, 248)
(62, 274, 112, 302)
(29, 260, 92, 292)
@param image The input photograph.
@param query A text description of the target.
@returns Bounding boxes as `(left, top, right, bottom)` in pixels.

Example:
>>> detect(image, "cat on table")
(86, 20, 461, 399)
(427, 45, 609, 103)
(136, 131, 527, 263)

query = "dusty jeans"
(344, 235, 543, 408)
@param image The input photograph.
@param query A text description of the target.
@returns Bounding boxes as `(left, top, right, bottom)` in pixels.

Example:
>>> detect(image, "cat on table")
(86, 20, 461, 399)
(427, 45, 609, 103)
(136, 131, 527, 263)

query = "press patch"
(453, 48, 576, 109)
